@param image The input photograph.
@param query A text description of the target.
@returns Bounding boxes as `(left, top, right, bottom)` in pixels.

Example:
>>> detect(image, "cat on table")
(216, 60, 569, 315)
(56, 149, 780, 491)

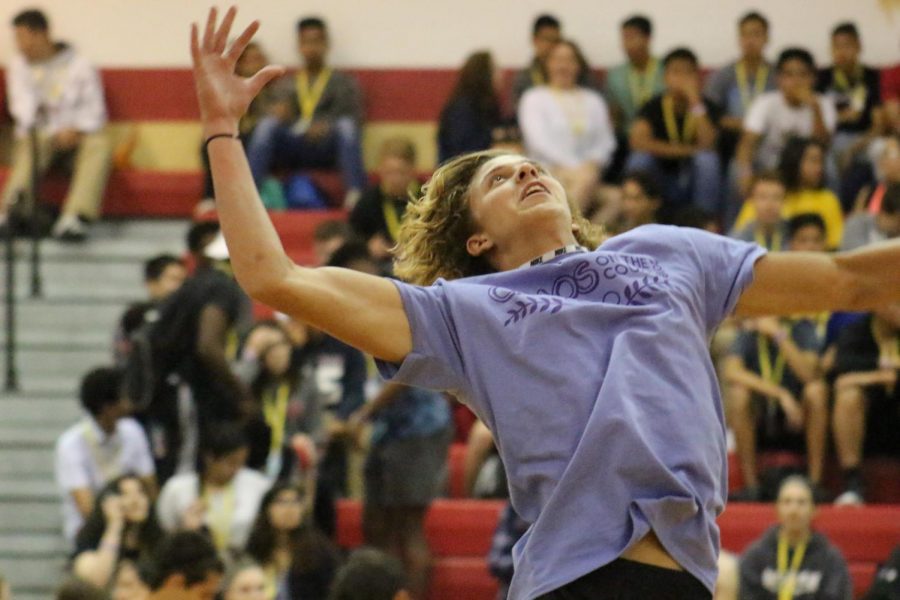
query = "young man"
(1, 9, 112, 241)
(511, 14, 562, 107)
(725, 215, 828, 501)
(55, 367, 156, 544)
(627, 47, 722, 214)
(147, 531, 224, 600)
(192, 10, 900, 598)
(329, 548, 412, 600)
(817, 23, 883, 173)
(831, 301, 900, 505)
(605, 15, 665, 140)
(349, 137, 420, 266)
(246, 17, 365, 208)
(704, 12, 776, 160)
(735, 48, 837, 194)
(729, 171, 789, 251)
(739, 477, 852, 599)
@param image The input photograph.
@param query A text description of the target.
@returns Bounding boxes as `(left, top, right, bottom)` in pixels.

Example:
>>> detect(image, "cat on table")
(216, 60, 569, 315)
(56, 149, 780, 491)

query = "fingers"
(224, 19, 261, 63)
(190, 23, 200, 63)
(213, 6, 238, 53)
(202, 6, 218, 51)
(248, 65, 286, 95)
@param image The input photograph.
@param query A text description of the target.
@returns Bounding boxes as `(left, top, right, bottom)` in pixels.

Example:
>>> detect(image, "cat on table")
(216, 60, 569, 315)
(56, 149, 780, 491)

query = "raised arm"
(190, 7, 411, 362)
(735, 240, 900, 317)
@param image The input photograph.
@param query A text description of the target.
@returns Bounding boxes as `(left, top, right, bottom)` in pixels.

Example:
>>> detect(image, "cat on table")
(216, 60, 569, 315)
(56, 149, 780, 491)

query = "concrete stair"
(0, 219, 189, 598)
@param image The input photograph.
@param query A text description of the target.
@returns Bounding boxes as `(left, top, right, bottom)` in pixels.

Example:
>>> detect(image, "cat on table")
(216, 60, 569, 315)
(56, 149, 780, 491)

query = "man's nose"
(516, 163, 539, 181)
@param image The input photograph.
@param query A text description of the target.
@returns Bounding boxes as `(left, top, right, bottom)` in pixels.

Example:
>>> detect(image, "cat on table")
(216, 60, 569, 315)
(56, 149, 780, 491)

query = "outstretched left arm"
(735, 240, 900, 317)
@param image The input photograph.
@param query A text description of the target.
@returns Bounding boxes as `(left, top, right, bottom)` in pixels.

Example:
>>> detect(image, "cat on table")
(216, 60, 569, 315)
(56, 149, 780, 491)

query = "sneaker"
(834, 489, 864, 506)
(52, 214, 88, 242)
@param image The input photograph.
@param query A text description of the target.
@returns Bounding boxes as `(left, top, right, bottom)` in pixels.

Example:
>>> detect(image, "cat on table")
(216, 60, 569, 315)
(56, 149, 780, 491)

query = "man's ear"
(466, 233, 494, 257)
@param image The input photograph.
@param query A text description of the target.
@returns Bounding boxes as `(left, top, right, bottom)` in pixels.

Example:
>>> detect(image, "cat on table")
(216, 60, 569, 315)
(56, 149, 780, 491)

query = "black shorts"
(538, 559, 711, 600)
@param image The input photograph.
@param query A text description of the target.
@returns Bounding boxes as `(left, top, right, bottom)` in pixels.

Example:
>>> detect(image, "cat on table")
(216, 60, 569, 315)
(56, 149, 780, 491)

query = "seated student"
(739, 476, 852, 599)
(734, 47, 837, 215)
(200, 41, 274, 203)
(817, 22, 884, 208)
(242, 320, 323, 480)
(511, 14, 562, 107)
(831, 301, 900, 505)
(729, 171, 790, 250)
(245, 482, 341, 599)
(329, 548, 411, 600)
(350, 138, 420, 266)
(114, 254, 187, 365)
(145, 531, 224, 600)
(735, 137, 844, 249)
(842, 182, 900, 250)
(55, 367, 156, 545)
(438, 51, 502, 163)
(155, 424, 271, 556)
(704, 12, 776, 163)
(626, 47, 721, 214)
(519, 40, 616, 213)
(855, 135, 900, 214)
(864, 544, 900, 600)
(604, 15, 665, 146)
(1, 9, 112, 241)
(620, 171, 663, 232)
(246, 17, 366, 208)
(72, 475, 164, 589)
(726, 214, 828, 501)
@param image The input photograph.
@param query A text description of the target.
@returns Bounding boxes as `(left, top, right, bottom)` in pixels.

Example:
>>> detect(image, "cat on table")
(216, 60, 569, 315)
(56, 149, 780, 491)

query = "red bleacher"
(336, 498, 900, 600)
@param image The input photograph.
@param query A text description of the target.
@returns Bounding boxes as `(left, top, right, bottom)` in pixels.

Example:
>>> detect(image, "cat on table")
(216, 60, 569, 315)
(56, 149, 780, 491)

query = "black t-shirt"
(636, 93, 721, 170)
(150, 268, 248, 410)
(816, 66, 881, 133)
(348, 185, 408, 244)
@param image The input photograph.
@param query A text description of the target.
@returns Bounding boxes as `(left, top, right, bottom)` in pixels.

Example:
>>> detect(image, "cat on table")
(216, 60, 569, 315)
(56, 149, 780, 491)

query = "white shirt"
(519, 86, 616, 169)
(55, 417, 155, 543)
(155, 468, 271, 552)
(743, 91, 837, 169)
(6, 45, 107, 137)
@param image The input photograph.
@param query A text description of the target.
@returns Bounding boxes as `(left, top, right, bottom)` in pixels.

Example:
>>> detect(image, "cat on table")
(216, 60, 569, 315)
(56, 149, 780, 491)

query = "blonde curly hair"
(393, 150, 604, 286)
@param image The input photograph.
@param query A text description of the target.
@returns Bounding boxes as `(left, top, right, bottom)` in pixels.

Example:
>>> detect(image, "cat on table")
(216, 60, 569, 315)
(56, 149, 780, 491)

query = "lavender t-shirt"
(377, 225, 766, 599)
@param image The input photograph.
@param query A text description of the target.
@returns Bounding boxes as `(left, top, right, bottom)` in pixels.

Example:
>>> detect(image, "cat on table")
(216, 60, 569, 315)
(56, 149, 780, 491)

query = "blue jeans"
(625, 150, 722, 217)
(247, 116, 367, 192)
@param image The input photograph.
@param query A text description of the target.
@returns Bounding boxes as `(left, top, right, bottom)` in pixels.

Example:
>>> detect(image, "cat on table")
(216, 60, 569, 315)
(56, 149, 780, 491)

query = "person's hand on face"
(102, 494, 126, 528)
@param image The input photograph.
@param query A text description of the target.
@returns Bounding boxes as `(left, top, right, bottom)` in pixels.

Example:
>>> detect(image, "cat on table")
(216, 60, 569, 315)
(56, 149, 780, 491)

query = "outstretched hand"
(190, 6, 285, 136)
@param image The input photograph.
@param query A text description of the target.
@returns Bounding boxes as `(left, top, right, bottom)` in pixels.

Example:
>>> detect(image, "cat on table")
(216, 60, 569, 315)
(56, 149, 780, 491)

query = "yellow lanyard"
(382, 197, 403, 243)
(203, 483, 236, 553)
(530, 64, 545, 87)
(263, 383, 290, 456)
(834, 66, 867, 109)
(552, 88, 588, 136)
(295, 68, 333, 122)
(872, 319, 900, 369)
(777, 534, 808, 600)
(662, 95, 696, 144)
(82, 422, 123, 482)
(754, 228, 782, 251)
(735, 61, 769, 110)
(758, 328, 787, 386)
(628, 58, 659, 108)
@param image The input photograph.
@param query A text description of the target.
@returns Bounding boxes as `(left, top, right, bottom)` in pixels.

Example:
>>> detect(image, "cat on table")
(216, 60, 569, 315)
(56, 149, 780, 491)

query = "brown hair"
(393, 150, 603, 286)
(378, 137, 417, 165)
(748, 169, 786, 196)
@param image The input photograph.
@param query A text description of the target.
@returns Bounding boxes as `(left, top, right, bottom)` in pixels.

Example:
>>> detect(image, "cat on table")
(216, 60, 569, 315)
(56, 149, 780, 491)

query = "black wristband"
(204, 132, 239, 152)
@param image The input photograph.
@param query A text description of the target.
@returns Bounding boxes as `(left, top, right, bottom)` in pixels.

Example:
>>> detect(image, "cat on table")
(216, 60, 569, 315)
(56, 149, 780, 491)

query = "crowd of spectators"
(2, 5, 900, 600)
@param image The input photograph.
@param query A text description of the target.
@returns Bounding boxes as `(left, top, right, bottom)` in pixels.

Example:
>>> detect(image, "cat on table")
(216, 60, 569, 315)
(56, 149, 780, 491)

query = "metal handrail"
(3, 192, 21, 392)
(29, 127, 43, 298)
